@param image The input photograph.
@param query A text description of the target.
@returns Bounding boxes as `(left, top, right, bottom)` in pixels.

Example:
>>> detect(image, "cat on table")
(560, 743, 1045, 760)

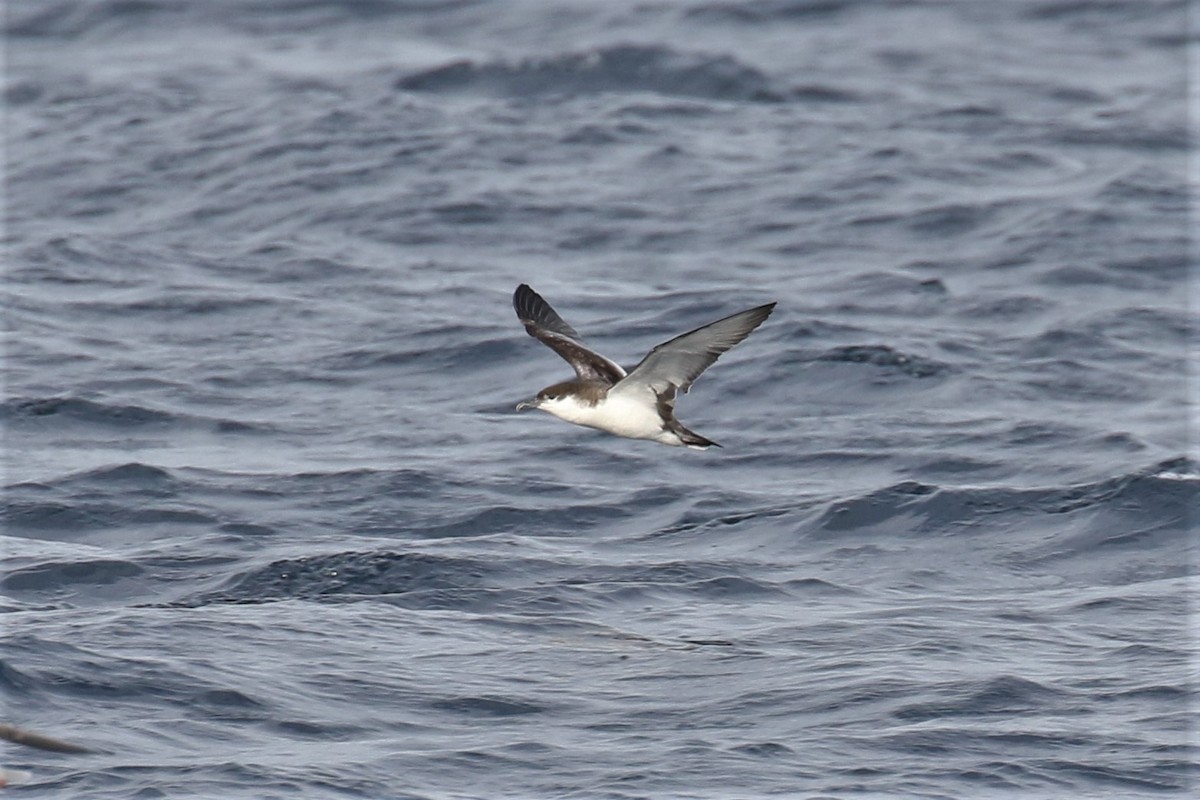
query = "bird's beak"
(515, 398, 540, 412)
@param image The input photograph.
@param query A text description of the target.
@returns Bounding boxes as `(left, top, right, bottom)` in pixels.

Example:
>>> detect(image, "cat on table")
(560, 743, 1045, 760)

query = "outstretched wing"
(513, 284, 626, 385)
(616, 303, 775, 395)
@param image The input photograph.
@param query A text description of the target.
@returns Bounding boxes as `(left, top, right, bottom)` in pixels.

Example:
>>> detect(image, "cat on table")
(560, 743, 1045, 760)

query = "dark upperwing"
(513, 284, 627, 386)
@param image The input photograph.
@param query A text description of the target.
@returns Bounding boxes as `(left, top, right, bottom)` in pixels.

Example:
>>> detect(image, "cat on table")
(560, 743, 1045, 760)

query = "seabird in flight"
(513, 284, 775, 449)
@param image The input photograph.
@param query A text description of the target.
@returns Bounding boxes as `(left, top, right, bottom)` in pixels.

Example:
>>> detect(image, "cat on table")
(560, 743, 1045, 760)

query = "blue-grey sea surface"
(3, 0, 1196, 797)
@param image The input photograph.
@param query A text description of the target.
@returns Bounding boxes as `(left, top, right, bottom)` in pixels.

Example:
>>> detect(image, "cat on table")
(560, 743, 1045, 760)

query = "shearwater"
(513, 284, 775, 449)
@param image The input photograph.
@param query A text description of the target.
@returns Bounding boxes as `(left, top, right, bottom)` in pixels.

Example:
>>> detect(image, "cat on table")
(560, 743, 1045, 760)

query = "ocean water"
(3, 0, 1196, 797)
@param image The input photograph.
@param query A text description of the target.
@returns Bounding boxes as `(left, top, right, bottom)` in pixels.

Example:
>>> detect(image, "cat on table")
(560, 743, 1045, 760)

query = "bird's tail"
(675, 423, 721, 450)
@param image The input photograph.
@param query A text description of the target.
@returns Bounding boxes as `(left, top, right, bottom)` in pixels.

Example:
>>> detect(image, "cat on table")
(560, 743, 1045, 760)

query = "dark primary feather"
(513, 283, 582, 340)
(621, 303, 776, 394)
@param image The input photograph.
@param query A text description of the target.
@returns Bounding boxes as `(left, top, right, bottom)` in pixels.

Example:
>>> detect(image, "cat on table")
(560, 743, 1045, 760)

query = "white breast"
(539, 391, 665, 441)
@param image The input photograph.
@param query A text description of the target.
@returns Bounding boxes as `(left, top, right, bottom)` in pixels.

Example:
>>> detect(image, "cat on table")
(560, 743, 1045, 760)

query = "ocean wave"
(1, 558, 145, 592)
(1, 396, 267, 434)
(178, 550, 502, 607)
(893, 674, 1070, 721)
(5, 0, 481, 38)
(2, 499, 215, 534)
(814, 345, 953, 378)
(817, 458, 1193, 525)
(2, 397, 175, 426)
(686, 0, 853, 24)
(5, 0, 173, 38)
(60, 462, 178, 488)
(1022, 0, 1180, 23)
(804, 458, 1195, 588)
(396, 44, 786, 103)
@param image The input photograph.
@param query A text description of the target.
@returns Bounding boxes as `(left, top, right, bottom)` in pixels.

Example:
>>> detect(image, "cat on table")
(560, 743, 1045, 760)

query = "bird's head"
(515, 382, 576, 413)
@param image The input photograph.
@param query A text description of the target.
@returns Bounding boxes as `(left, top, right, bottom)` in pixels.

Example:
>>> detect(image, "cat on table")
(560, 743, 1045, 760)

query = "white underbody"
(537, 388, 689, 447)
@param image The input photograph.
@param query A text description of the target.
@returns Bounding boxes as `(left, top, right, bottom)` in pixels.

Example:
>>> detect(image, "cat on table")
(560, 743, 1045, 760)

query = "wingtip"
(513, 283, 545, 323)
(513, 283, 533, 310)
(748, 301, 777, 329)
(735, 301, 777, 333)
